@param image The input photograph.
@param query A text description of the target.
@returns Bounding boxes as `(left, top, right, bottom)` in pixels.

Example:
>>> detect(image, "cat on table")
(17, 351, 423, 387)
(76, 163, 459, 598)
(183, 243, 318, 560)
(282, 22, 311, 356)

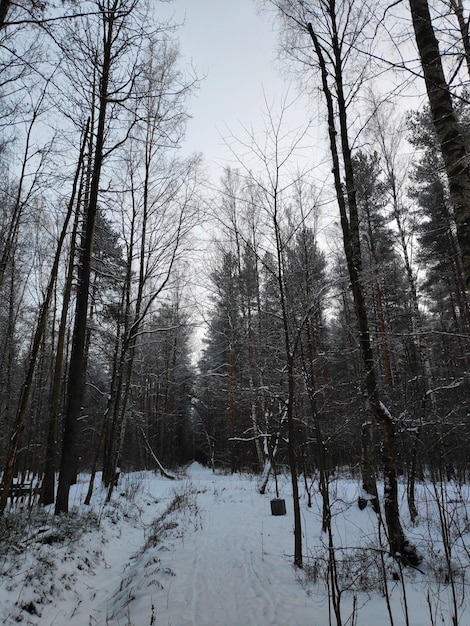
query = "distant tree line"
(195, 0, 470, 566)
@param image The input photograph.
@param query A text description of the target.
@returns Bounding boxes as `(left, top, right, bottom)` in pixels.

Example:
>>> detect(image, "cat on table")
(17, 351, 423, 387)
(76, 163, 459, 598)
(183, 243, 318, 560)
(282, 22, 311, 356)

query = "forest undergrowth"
(0, 472, 201, 624)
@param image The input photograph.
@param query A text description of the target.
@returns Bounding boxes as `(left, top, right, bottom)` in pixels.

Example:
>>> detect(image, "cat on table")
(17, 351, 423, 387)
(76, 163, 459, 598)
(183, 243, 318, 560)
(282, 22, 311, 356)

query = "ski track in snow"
(108, 466, 315, 626)
(160, 477, 312, 626)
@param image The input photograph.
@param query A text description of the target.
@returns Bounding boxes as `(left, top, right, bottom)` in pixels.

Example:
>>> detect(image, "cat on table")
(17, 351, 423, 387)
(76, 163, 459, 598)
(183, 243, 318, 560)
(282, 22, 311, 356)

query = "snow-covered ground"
(1, 462, 469, 625)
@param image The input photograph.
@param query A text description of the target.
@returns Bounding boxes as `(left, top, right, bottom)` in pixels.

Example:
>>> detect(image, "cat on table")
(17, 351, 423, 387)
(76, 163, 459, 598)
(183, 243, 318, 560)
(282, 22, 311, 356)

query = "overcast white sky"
(159, 0, 314, 176)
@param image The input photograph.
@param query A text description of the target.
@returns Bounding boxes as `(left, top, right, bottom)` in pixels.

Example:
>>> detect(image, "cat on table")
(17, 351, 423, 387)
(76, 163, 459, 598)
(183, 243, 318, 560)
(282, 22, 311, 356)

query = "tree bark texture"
(409, 0, 470, 292)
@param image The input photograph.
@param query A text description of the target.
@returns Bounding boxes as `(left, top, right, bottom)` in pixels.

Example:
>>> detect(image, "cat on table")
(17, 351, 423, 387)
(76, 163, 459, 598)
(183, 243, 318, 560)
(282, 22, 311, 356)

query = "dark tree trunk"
(409, 0, 470, 291)
(0, 121, 90, 516)
(450, 0, 470, 79)
(0, 0, 10, 30)
(55, 7, 115, 515)
(307, 21, 415, 563)
(361, 421, 379, 514)
(41, 121, 89, 506)
(286, 361, 302, 567)
(274, 203, 302, 568)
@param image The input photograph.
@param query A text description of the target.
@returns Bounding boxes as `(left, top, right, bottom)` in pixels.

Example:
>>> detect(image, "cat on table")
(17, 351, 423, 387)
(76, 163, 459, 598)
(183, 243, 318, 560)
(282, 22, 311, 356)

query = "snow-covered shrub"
(142, 481, 199, 551)
(0, 505, 104, 622)
(302, 542, 405, 596)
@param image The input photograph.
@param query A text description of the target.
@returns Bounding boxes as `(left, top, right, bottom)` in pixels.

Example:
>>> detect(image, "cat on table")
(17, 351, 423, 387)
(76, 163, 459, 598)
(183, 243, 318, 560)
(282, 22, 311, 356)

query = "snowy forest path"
(0, 465, 321, 625)
(2, 465, 452, 625)
(151, 464, 315, 626)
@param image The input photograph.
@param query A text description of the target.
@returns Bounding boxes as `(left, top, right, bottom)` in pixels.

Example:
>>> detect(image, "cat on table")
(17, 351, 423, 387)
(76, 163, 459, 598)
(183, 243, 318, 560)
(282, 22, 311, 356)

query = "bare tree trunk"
(373, 115, 434, 520)
(307, 21, 415, 563)
(101, 74, 191, 495)
(296, 217, 333, 530)
(1, 264, 17, 457)
(105, 364, 132, 501)
(274, 202, 302, 568)
(0, 93, 46, 292)
(409, 0, 470, 291)
(238, 238, 263, 470)
(138, 424, 175, 480)
(407, 422, 421, 524)
(360, 421, 379, 513)
(449, 0, 470, 79)
(41, 121, 89, 506)
(0, 121, 89, 516)
(258, 422, 281, 495)
(83, 409, 108, 505)
(286, 356, 302, 567)
(103, 222, 182, 499)
(55, 4, 116, 515)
